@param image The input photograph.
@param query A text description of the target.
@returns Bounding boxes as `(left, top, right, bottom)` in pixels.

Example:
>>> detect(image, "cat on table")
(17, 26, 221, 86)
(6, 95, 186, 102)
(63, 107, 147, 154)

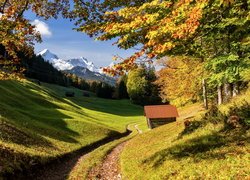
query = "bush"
(227, 101, 250, 127)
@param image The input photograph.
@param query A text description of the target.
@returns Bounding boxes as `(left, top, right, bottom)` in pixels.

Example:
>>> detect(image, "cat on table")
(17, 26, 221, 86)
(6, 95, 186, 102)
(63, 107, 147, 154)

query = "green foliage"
(113, 75, 129, 99)
(205, 54, 249, 87)
(66, 73, 90, 90)
(23, 54, 68, 86)
(126, 66, 162, 106)
(89, 81, 98, 92)
(21, 53, 91, 90)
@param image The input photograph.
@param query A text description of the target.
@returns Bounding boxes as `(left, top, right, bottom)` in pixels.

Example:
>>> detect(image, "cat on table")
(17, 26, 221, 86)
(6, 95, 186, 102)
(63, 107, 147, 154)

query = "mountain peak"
(38, 49, 50, 55)
(36, 49, 115, 85)
(37, 49, 99, 72)
(38, 49, 59, 61)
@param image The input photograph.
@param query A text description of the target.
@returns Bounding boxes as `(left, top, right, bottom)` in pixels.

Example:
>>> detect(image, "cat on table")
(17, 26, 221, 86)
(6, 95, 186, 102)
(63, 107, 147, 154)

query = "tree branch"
(17, 0, 29, 18)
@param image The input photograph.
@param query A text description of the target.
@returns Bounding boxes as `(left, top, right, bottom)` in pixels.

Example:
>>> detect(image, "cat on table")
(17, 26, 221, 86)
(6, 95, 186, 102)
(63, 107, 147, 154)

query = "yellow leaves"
(90, 0, 210, 72)
(153, 42, 176, 54)
(155, 56, 203, 105)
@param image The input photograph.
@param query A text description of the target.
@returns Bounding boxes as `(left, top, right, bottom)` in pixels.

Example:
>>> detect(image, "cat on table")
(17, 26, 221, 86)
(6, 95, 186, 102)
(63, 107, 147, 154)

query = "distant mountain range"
(37, 49, 116, 85)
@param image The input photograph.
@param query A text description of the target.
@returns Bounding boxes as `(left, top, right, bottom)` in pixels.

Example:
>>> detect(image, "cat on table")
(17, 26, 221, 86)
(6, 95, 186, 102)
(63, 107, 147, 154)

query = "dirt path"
(6, 130, 131, 180)
(87, 141, 127, 180)
(87, 124, 142, 180)
(7, 124, 142, 180)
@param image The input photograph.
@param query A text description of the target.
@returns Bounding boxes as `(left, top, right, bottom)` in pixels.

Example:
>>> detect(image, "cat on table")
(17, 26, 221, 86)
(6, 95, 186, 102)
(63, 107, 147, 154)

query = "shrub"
(203, 105, 226, 124)
(227, 101, 250, 127)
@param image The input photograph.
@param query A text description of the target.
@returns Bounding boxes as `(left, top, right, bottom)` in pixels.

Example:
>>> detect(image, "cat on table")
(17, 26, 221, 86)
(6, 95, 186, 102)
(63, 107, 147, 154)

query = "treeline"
(19, 53, 128, 100)
(21, 54, 115, 96)
(23, 55, 68, 86)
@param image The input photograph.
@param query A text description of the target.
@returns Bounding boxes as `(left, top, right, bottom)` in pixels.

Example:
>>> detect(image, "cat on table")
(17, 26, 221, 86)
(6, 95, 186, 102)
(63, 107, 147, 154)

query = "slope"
(121, 98, 250, 179)
(0, 79, 145, 176)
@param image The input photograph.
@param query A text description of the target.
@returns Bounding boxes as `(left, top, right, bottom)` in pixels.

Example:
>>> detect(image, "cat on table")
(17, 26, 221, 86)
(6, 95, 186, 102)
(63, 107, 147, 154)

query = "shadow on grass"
(143, 128, 249, 168)
(0, 119, 55, 148)
(177, 105, 227, 139)
(5, 128, 131, 179)
(0, 80, 81, 145)
(27, 79, 144, 117)
(26, 80, 143, 117)
(24, 81, 82, 110)
(142, 133, 225, 168)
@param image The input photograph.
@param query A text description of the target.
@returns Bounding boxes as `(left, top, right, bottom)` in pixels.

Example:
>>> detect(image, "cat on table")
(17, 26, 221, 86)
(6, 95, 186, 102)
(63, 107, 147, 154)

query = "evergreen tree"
(114, 75, 129, 99)
(126, 66, 162, 106)
(96, 82, 114, 99)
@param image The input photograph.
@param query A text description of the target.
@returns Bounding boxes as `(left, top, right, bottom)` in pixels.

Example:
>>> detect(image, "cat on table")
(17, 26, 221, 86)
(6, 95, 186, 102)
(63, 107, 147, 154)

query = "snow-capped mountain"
(37, 49, 99, 72)
(37, 49, 59, 63)
(37, 49, 115, 85)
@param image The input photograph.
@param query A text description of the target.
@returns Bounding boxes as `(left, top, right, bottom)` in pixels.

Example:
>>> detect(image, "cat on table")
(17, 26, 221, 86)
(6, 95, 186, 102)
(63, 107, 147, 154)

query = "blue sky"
(26, 12, 136, 68)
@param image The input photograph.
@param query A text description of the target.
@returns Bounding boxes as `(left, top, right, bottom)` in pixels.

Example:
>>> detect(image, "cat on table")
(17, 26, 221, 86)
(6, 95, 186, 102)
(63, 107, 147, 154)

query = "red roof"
(144, 105, 179, 119)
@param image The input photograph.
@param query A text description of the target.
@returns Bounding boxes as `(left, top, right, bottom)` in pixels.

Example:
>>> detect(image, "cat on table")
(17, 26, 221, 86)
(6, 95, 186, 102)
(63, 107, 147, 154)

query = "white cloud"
(31, 19, 52, 37)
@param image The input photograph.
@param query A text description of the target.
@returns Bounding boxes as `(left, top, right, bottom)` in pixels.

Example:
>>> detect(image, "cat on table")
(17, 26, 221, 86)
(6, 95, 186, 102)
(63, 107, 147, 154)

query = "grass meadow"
(0, 79, 146, 175)
(121, 99, 250, 179)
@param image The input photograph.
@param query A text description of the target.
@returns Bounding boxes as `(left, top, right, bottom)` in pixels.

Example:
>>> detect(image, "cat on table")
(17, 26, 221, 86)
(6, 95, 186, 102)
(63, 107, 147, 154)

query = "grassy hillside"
(121, 99, 250, 179)
(0, 79, 146, 175)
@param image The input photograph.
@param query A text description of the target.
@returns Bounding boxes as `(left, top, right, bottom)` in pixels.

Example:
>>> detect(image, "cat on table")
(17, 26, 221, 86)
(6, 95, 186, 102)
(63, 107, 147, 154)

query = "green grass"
(0, 79, 146, 175)
(120, 101, 250, 179)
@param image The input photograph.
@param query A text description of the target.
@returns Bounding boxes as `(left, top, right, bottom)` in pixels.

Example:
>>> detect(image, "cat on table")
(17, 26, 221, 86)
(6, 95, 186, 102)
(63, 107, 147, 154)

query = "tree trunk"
(224, 83, 232, 103)
(232, 82, 239, 97)
(217, 85, 223, 105)
(202, 79, 208, 109)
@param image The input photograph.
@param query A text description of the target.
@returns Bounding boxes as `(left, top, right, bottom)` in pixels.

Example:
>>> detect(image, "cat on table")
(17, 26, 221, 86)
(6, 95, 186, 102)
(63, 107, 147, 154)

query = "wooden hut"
(144, 105, 179, 129)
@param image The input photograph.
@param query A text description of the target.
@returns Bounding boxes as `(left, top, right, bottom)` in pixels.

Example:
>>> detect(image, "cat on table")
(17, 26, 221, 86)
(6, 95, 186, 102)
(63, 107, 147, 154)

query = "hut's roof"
(144, 105, 179, 119)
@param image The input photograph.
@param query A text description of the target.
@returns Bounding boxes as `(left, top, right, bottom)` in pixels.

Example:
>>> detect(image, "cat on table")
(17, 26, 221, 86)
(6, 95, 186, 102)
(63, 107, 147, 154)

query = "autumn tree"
(72, 0, 249, 107)
(156, 56, 203, 106)
(70, 0, 209, 74)
(0, 0, 70, 72)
